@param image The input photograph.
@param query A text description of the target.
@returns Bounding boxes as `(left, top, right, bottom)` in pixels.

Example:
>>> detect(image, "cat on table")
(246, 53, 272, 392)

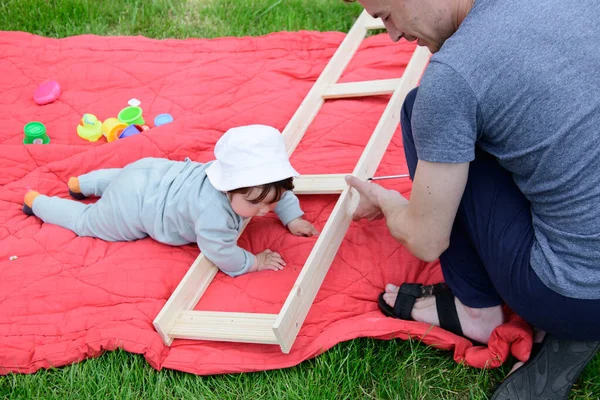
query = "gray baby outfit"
(32, 157, 304, 277)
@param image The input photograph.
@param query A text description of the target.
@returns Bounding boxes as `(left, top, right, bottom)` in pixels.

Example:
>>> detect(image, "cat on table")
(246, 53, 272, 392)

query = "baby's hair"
(229, 178, 294, 204)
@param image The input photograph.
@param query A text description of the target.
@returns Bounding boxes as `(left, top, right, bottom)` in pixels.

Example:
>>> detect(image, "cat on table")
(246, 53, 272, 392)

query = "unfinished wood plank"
(282, 10, 373, 154)
(322, 78, 401, 99)
(153, 255, 218, 345)
(273, 45, 431, 353)
(170, 311, 279, 344)
(364, 18, 385, 31)
(152, 11, 376, 348)
(153, 11, 430, 352)
(353, 46, 431, 179)
(153, 220, 249, 345)
(273, 187, 360, 353)
(293, 174, 348, 194)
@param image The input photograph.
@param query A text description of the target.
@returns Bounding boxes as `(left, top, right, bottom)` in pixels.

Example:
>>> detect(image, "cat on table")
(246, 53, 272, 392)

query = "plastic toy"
(141, 125, 151, 131)
(154, 113, 173, 127)
(102, 118, 127, 142)
(128, 98, 141, 107)
(23, 121, 50, 144)
(34, 80, 60, 105)
(119, 124, 144, 139)
(118, 106, 145, 126)
(77, 114, 103, 142)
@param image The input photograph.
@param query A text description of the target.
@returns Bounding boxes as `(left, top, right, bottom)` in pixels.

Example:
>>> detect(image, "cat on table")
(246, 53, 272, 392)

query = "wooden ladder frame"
(153, 10, 431, 353)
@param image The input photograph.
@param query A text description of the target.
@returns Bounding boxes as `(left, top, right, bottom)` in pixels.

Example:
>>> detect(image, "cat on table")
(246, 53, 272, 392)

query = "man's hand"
(346, 161, 469, 261)
(287, 218, 320, 237)
(345, 175, 408, 221)
(250, 249, 286, 272)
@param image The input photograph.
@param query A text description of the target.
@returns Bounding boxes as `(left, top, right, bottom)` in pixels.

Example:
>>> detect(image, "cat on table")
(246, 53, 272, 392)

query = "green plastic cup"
(118, 106, 145, 126)
(23, 121, 50, 144)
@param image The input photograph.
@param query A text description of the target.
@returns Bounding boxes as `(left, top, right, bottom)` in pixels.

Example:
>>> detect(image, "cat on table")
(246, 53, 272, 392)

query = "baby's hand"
(287, 218, 319, 237)
(250, 249, 286, 272)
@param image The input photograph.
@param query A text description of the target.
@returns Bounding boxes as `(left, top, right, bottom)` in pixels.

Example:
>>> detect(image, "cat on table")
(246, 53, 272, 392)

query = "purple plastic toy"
(119, 124, 144, 139)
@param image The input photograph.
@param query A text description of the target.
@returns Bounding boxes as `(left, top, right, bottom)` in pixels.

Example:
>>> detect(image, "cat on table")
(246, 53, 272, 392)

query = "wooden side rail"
(272, 45, 431, 352)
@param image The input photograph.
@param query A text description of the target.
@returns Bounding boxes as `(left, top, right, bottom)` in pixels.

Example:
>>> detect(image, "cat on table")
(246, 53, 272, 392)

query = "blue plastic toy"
(154, 113, 173, 127)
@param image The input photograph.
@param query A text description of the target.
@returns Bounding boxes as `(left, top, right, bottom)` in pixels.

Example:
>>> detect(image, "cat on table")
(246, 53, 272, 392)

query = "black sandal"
(378, 282, 464, 338)
(490, 334, 600, 399)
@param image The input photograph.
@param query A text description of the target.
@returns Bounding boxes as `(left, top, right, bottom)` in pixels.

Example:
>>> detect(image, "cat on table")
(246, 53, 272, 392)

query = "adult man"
(344, 0, 600, 398)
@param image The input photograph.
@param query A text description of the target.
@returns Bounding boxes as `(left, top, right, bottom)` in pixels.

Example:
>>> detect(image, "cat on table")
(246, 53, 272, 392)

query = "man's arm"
(346, 160, 468, 262)
(385, 160, 468, 261)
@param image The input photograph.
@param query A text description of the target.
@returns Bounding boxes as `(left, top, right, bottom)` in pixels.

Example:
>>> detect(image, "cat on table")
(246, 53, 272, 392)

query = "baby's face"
(229, 187, 279, 218)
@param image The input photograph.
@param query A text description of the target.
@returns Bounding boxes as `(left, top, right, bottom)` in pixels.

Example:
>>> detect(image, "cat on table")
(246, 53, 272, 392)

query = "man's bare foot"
(382, 283, 505, 344)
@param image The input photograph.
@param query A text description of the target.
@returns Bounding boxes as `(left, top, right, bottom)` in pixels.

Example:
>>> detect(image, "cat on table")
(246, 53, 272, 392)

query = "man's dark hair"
(229, 178, 294, 204)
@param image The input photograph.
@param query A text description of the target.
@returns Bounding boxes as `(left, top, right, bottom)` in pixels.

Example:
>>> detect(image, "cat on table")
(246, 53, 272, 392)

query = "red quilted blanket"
(0, 30, 532, 375)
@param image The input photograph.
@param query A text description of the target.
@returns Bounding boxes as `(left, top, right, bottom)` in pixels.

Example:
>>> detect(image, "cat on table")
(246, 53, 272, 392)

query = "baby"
(22, 124, 319, 276)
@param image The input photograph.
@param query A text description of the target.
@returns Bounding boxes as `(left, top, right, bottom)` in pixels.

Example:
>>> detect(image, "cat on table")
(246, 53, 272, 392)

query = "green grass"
(1, 341, 599, 400)
(1, 0, 599, 399)
(0, 0, 363, 38)
(0, 339, 511, 400)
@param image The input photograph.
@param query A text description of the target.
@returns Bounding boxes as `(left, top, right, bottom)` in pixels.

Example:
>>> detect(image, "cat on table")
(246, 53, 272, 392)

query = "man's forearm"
(380, 197, 410, 245)
(380, 196, 447, 262)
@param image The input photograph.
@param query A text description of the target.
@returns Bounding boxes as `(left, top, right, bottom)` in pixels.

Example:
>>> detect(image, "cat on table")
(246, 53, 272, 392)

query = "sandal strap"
(436, 289, 464, 337)
(393, 283, 418, 319)
(393, 283, 451, 321)
(393, 282, 464, 337)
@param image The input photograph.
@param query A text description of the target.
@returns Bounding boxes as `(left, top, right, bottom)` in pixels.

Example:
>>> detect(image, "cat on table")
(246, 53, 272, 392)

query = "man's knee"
(402, 88, 418, 123)
(401, 87, 420, 178)
(401, 87, 419, 142)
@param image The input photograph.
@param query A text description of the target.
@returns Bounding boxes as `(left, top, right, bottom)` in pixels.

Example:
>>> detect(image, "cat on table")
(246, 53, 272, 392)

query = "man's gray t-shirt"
(411, 0, 600, 299)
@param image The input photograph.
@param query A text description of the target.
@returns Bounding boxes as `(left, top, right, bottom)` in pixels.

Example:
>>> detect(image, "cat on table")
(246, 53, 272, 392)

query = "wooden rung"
(293, 174, 348, 194)
(364, 18, 385, 31)
(170, 311, 279, 344)
(322, 79, 402, 99)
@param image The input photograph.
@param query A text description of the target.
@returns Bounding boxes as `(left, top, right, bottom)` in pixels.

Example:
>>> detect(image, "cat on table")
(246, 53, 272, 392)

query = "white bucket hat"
(206, 124, 299, 191)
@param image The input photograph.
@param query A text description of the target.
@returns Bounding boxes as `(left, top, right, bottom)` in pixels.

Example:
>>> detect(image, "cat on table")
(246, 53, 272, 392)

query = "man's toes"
(383, 292, 397, 307)
(507, 361, 524, 377)
(385, 283, 399, 293)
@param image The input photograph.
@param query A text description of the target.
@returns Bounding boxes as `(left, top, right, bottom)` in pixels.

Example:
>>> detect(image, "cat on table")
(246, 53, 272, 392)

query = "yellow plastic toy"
(102, 118, 127, 142)
(77, 114, 103, 142)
